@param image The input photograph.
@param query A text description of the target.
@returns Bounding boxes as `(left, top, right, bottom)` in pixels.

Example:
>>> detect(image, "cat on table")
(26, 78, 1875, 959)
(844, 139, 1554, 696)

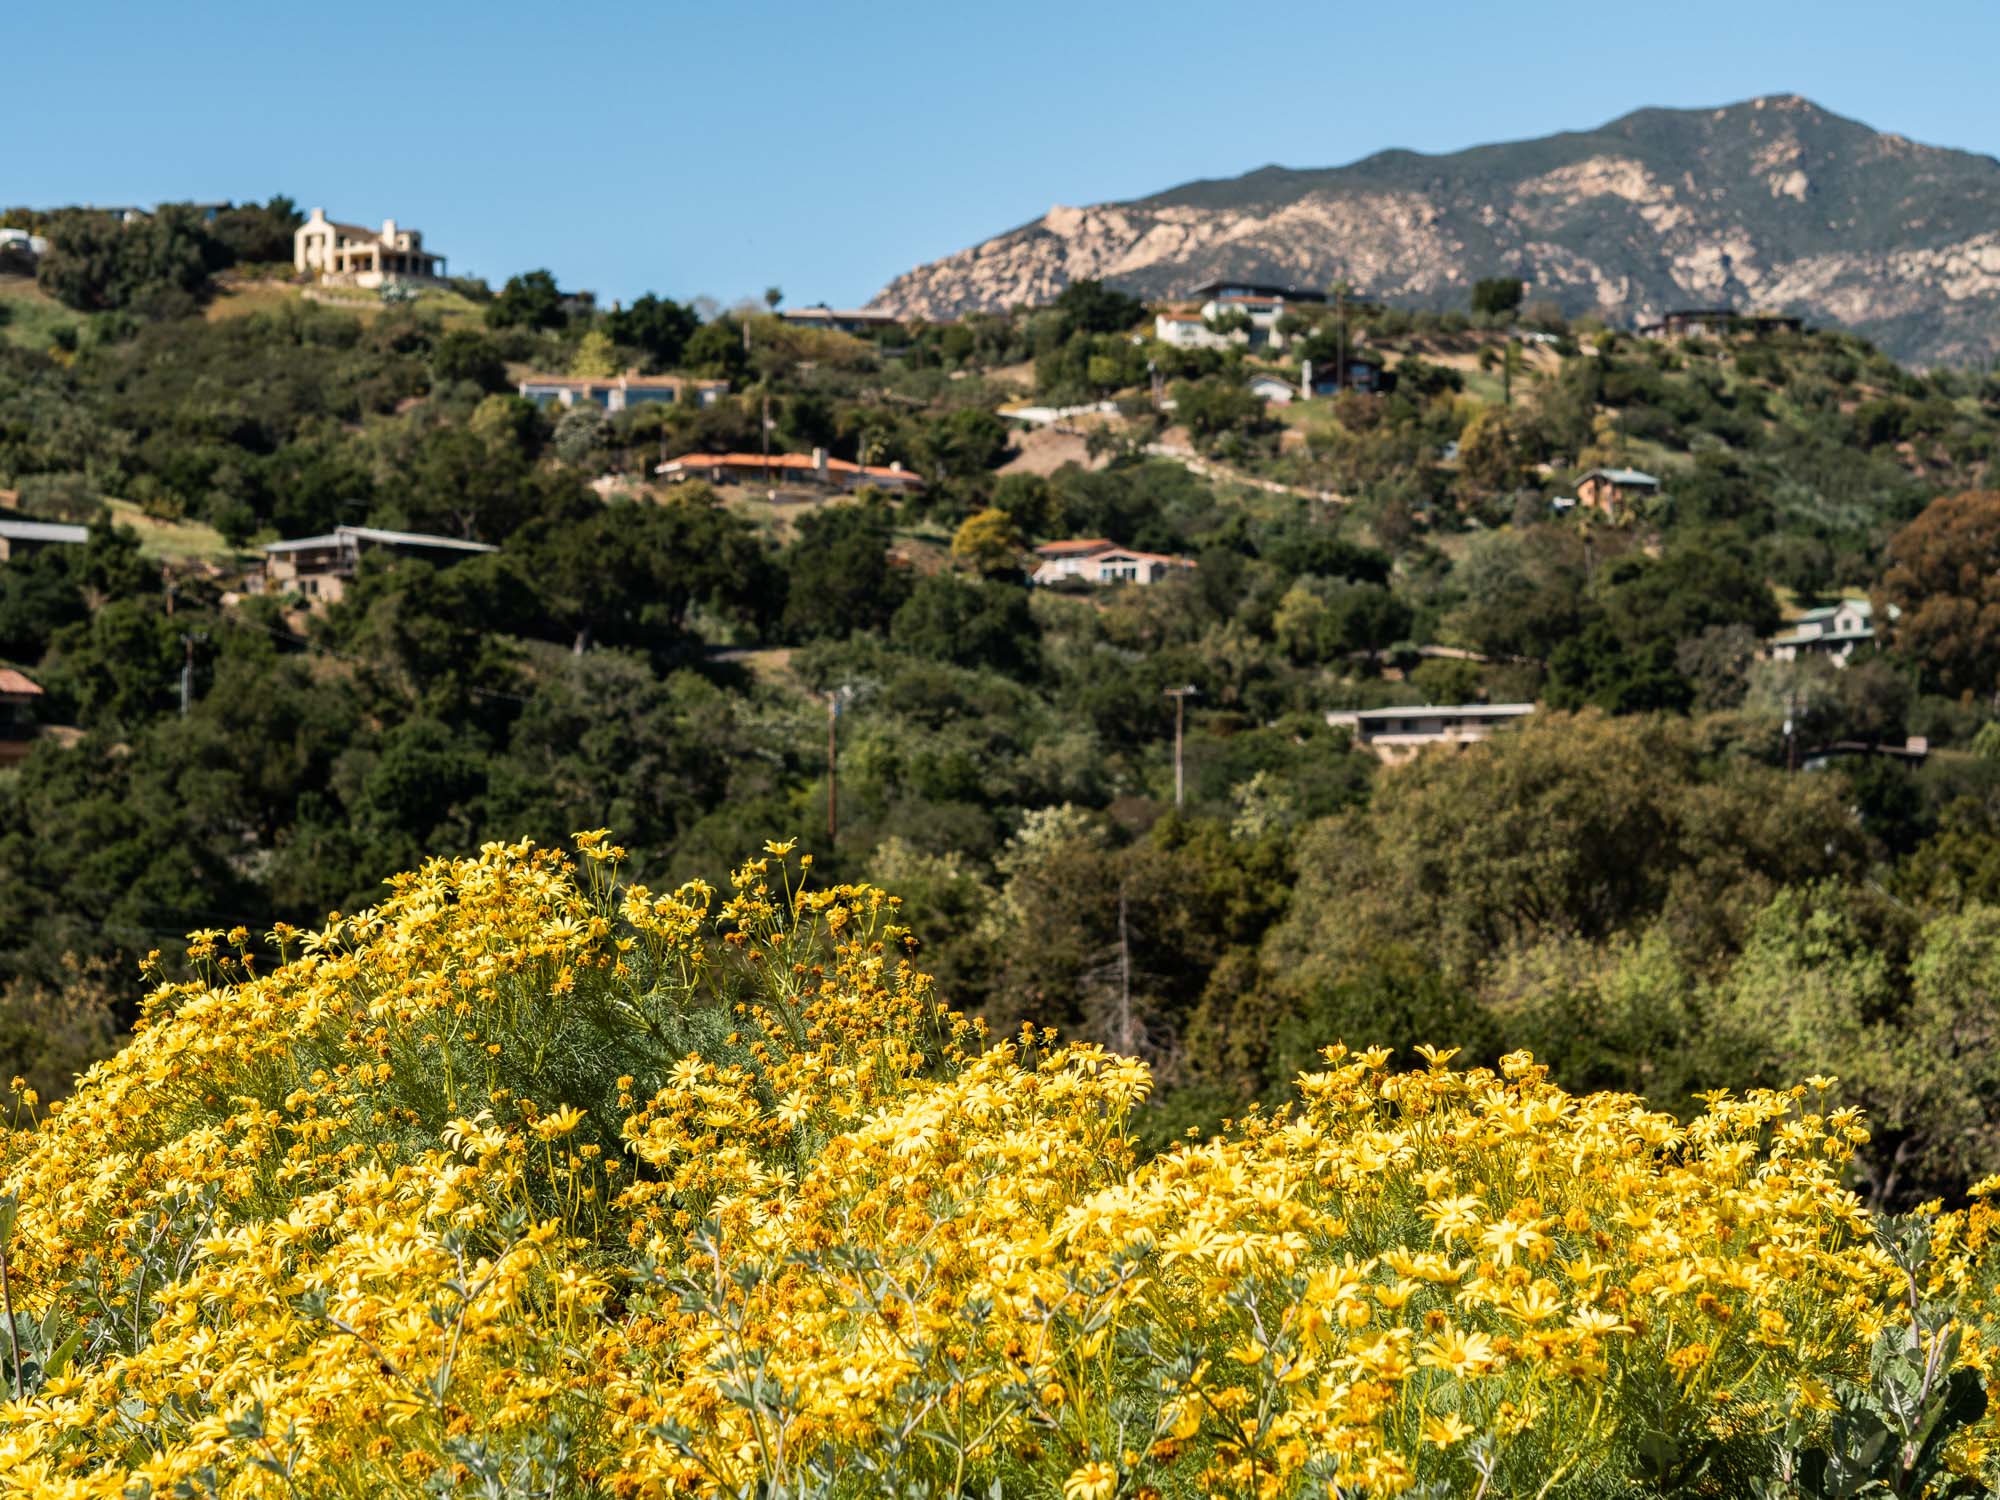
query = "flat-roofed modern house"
(1574, 466, 1660, 517)
(654, 449, 925, 495)
(1325, 702, 1536, 763)
(518, 372, 729, 412)
(293, 208, 445, 288)
(1638, 307, 1803, 339)
(256, 525, 497, 606)
(1188, 279, 1326, 305)
(1030, 538, 1195, 587)
(777, 305, 903, 335)
(1768, 599, 1883, 667)
(0, 517, 90, 563)
(0, 667, 42, 766)
(1302, 355, 1385, 397)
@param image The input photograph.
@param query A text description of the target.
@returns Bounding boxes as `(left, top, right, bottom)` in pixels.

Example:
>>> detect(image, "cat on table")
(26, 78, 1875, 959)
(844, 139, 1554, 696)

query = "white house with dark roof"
(1767, 599, 1885, 667)
(294, 208, 445, 288)
(1326, 702, 1536, 763)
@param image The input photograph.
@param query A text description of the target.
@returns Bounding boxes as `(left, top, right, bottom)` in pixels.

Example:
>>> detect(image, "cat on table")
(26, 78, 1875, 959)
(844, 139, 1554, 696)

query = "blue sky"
(11, 0, 1999, 310)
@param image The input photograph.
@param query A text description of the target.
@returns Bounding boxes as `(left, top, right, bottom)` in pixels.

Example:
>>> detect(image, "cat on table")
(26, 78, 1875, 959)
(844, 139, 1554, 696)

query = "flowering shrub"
(0, 834, 1996, 1497)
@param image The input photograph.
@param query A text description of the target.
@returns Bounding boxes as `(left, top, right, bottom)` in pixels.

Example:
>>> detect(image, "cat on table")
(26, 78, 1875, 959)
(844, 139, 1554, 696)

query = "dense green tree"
(485, 270, 566, 331)
(683, 319, 749, 381)
(36, 207, 215, 313)
(607, 294, 701, 370)
(430, 329, 509, 392)
(1470, 276, 1525, 317)
(890, 574, 1038, 678)
(1052, 280, 1146, 339)
(1879, 489, 2000, 698)
(781, 501, 907, 640)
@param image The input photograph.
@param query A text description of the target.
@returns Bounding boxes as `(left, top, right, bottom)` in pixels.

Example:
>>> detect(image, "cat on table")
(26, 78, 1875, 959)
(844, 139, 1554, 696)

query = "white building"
(1767, 599, 1883, 667)
(294, 208, 445, 288)
(1247, 373, 1296, 404)
(1152, 293, 1309, 353)
(1031, 538, 1195, 586)
(1325, 703, 1536, 763)
(0, 228, 50, 261)
(519, 372, 729, 412)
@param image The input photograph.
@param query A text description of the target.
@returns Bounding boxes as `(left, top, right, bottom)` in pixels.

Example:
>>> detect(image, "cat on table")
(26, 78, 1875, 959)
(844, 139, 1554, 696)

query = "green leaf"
(41, 1323, 83, 1381)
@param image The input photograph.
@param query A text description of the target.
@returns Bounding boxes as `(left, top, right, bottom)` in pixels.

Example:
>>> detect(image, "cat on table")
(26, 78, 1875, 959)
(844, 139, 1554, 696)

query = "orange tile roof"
(660, 452, 924, 485)
(0, 668, 43, 696)
(1035, 537, 1116, 555)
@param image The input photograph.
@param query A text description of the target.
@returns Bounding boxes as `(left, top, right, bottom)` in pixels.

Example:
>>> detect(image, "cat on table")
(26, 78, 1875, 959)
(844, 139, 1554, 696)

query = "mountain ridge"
(871, 95, 2000, 365)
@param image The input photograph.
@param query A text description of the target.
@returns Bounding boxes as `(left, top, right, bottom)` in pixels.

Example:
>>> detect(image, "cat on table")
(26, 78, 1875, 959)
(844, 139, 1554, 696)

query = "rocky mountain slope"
(872, 96, 2000, 366)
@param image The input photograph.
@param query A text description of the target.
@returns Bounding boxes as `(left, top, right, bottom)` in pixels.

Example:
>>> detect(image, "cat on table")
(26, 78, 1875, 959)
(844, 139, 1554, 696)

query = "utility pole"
(178, 632, 206, 717)
(1164, 684, 1199, 810)
(826, 691, 839, 845)
(1115, 883, 1134, 1057)
(824, 685, 854, 846)
(1334, 282, 1347, 392)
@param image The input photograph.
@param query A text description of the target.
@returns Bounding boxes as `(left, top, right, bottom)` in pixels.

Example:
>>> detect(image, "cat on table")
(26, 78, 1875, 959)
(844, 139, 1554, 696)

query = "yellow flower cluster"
(0, 835, 1993, 1497)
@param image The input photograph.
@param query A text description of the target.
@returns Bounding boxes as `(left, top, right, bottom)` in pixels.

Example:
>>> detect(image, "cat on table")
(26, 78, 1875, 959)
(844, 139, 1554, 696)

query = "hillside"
(11, 231, 2000, 1216)
(872, 94, 2000, 366)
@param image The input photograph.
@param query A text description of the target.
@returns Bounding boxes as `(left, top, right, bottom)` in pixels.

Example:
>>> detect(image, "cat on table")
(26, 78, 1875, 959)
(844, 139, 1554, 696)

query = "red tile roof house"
(1031, 538, 1197, 586)
(654, 449, 925, 495)
(0, 667, 43, 766)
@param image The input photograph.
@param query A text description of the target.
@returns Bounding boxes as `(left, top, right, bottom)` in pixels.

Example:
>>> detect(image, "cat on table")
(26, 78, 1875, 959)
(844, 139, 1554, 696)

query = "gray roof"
(1578, 467, 1660, 487)
(1330, 703, 1537, 723)
(0, 518, 90, 544)
(263, 525, 496, 556)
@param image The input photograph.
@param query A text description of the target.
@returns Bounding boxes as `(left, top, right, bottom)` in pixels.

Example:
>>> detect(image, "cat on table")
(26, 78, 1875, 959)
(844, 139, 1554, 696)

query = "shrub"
(0, 836, 1996, 1496)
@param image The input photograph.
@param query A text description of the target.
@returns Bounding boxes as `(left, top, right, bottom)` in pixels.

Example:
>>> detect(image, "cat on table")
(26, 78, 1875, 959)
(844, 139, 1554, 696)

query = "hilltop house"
(1155, 282, 1325, 353)
(0, 668, 41, 767)
(0, 517, 90, 563)
(654, 450, 925, 495)
(1638, 307, 1804, 340)
(1574, 466, 1660, 516)
(255, 525, 497, 606)
(777, 306, 902, 335)
(1031, 538, 1195, 587)
(293, 208, 445, 288)
(1189, 279, 1326, 305)
(519, 372, 729, 412)
(1326, 702, 1536, 764)
(1768, 599, 1884, 666)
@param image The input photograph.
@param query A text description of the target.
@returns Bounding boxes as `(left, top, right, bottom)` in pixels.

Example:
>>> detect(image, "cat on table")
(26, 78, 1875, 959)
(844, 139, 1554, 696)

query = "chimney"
(812, 447, 828, 475)
(382, 218, 398, 243)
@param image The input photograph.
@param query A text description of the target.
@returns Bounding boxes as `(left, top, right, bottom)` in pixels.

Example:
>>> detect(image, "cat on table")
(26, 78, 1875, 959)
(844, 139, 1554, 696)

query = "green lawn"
(102, 497, 240, 565)
(0, 275, 86, 351)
